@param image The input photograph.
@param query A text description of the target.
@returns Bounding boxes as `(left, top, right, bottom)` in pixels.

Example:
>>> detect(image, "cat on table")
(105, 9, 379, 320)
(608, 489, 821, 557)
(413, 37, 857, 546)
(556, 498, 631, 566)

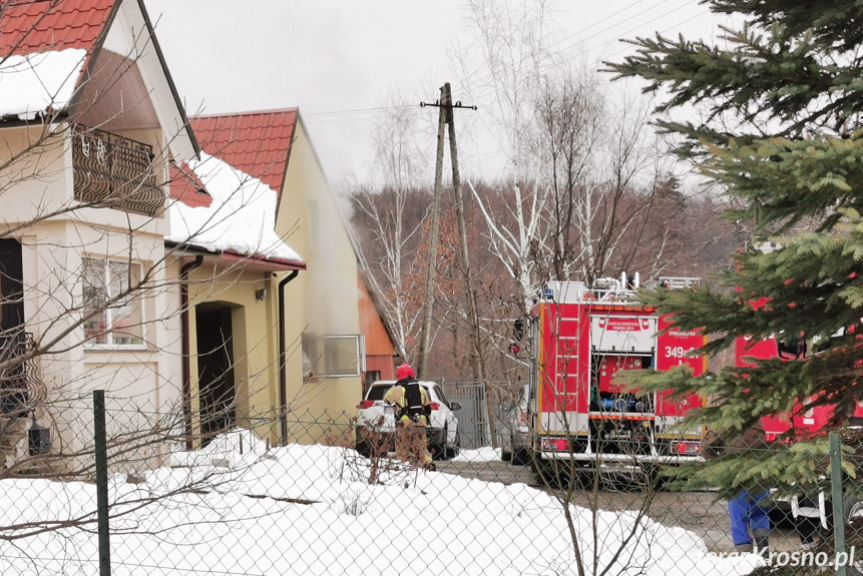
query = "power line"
(576, 0, 679, 46)
(303, 105, 411, 118)
(602, 10, 709, 63)
(461, 0, 680, 98)
(301, 2, 712, 125)
(544, 0, 669, 52)
(467, 0, 703, 104)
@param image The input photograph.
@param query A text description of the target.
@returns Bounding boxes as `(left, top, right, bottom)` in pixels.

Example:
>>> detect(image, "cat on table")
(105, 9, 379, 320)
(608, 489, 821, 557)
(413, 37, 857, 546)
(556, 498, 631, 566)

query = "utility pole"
(443, 82, 498, 448)
(417, 84, 477, 379)
(418, 84, 497, 446)
(416, 87, 447, 379)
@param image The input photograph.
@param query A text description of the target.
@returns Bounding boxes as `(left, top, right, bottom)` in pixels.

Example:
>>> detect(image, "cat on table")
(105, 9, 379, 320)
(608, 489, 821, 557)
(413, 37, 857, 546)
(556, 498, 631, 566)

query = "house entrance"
(195, 304, 235, 445)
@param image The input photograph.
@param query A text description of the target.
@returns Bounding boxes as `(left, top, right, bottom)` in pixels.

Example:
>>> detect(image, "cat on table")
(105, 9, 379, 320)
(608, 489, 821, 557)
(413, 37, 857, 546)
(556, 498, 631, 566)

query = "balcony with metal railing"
(72, 125, 164, 216)
(0, 331, 39, 417)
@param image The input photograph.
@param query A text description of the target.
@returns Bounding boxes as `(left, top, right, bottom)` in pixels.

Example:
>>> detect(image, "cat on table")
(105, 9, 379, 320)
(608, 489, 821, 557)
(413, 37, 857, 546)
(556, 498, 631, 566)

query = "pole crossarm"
(420, 101, 478, 110)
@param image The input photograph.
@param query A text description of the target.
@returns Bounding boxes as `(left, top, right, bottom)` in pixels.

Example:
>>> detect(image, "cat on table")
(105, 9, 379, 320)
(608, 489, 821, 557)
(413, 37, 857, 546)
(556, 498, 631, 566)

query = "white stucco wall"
(0, 122, 183, 465)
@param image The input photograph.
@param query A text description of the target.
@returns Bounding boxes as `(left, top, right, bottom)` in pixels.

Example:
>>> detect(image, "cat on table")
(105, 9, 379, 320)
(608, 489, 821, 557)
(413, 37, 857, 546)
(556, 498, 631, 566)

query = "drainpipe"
(278, 270, 300, 444)
(180, 255, 203, 450)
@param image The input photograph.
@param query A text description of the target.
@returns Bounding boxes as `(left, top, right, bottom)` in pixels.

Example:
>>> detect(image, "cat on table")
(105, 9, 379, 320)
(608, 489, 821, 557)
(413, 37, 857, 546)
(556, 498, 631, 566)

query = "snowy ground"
(0, 430, 764, 576)
(451, 446, 501, 462)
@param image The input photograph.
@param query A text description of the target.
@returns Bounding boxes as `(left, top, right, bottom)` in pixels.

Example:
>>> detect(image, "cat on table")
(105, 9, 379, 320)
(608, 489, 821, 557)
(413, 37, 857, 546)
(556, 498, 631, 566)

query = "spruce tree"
(607, 1, 863, 492)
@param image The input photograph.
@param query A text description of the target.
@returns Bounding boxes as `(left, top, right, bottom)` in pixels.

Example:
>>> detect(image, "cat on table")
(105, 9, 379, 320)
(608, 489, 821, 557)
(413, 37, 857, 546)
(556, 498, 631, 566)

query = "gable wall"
(102, 0, 195, 161)
(276, 119, 361, 426)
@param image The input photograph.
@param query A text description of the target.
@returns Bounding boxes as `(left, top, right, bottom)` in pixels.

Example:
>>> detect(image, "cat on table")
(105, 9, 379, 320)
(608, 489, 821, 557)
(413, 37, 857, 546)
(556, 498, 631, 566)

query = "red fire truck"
(735, 329, 863, 440)
(729, 240, 863, 438)
(526, 276, 706, 474)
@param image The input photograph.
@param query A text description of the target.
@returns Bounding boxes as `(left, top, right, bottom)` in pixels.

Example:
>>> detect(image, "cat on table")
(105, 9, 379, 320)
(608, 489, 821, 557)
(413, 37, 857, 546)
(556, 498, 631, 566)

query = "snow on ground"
(452, 446, 501, 462)
(0, 49, 87, 118)
(0, 431, 762, 576)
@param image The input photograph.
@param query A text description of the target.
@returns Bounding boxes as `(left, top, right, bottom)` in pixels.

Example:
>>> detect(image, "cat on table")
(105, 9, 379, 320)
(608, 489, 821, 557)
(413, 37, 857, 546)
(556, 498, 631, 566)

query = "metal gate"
(440, 379, 489, 450)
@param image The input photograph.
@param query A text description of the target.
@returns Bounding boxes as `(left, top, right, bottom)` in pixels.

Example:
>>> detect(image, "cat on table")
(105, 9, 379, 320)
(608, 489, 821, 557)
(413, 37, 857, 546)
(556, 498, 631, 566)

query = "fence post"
(93, 390, 111, 576)
(830, 431, 847, 576)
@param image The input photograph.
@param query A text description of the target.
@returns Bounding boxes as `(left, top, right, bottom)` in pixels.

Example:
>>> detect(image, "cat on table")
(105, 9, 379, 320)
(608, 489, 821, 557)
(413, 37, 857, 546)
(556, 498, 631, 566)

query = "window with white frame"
(82, 258, 144, 347)
(302, 334, 365, 378)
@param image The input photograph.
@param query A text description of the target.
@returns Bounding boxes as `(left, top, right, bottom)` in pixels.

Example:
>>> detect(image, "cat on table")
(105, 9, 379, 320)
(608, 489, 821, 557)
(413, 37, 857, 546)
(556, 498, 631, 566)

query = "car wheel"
(450, 428, 461, 458)
(434, 424, 448, 461)
(355, 427, 370, 458)
(501, 433, 514, 461)
(846, 497, 863, 522)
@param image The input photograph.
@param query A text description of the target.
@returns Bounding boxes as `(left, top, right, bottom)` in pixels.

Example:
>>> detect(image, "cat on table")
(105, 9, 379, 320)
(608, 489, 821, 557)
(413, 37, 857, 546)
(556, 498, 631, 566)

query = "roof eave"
(166, 241, 306, 271)
(135, 0, 200, 158)
(65, 0, 200, 159)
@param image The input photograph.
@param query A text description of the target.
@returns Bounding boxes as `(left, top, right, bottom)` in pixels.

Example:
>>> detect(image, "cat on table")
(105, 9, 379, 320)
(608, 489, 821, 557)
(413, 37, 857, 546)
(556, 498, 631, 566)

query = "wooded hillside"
(349, 178, 739, 384)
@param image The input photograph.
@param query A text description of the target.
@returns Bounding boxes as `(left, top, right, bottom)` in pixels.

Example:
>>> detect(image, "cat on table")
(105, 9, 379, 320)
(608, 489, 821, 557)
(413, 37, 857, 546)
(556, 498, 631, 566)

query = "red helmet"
(396, 363, 415, 381)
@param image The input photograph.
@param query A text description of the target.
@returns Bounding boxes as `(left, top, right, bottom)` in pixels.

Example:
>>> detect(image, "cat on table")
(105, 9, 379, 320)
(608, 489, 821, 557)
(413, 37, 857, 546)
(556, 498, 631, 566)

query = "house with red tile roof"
(177, 108, 396, 440)
(166, 146, 307, 447)
(0, 0, 390, 458)
(0, 0, 308, 462)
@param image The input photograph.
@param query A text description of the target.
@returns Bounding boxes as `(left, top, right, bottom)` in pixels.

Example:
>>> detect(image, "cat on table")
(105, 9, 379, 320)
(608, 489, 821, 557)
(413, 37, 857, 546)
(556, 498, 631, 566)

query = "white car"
(356, 380, 462, 460)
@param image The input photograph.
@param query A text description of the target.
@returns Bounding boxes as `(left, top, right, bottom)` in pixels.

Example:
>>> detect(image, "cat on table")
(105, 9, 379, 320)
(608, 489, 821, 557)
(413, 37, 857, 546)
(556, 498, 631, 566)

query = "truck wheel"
(356, 441, 370, 458)
(502, 433, 514, 461)
(512, 446, 531, 467)
(535, 458, 571, 489)
(640, 464, 664, 490)
(529, 451, 541, 473)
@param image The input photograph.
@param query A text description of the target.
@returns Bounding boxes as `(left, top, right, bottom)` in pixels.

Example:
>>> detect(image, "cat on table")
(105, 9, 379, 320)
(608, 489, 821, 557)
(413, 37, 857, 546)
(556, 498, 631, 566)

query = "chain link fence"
(1, 393, 863, 575)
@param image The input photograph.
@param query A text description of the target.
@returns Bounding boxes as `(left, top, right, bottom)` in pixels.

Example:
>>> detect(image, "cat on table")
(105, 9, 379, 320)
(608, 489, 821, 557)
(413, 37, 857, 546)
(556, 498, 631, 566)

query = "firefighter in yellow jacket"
(384, 364, 435, 470)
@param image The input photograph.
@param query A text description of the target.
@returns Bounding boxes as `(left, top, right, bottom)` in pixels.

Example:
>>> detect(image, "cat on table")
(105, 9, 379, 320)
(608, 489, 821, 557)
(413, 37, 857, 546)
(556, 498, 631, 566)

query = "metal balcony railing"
(72, 126, 164, 216)
(0, 331, 37, 417)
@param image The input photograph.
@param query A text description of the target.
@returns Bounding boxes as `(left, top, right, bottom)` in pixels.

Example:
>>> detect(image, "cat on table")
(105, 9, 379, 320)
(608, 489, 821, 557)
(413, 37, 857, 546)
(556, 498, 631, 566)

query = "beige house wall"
(175, 262, 286, 446)
(276, 118, 362, 436)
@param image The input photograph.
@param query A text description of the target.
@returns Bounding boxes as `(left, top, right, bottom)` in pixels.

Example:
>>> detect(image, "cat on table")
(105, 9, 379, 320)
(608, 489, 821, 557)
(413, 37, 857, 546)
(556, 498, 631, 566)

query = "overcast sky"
(146, 1, 725, 189)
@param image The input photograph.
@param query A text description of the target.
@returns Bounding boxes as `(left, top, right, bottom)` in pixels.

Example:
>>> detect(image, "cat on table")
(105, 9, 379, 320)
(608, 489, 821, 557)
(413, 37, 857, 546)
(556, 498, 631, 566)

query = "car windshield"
(431, 385, 450, 408)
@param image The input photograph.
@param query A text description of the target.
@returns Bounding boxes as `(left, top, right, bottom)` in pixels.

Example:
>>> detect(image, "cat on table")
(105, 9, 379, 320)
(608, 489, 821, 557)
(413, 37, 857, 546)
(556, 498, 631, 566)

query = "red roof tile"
(1, 0, 115, 56)
(190, 109, 297, 195)
(169, 162, 212, 208)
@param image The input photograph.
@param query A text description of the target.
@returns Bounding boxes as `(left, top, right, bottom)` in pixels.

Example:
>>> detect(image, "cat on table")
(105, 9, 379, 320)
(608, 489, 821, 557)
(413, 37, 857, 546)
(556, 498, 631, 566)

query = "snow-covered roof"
(191, 109, 297, 196)
(168, 152, 304, 266)
(0, 0, 114, 119)
(0, 0, 199, 159)
(0, 49, 87, 119)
